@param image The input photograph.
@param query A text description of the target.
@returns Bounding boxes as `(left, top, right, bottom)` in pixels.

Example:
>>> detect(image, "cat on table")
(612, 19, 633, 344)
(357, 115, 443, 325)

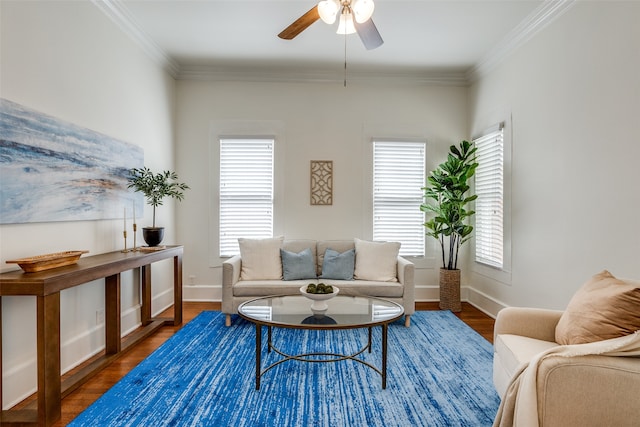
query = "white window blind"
(474, 125, 504, 268)
(373, 141, 426, 256)
(219, 137, 274, 256)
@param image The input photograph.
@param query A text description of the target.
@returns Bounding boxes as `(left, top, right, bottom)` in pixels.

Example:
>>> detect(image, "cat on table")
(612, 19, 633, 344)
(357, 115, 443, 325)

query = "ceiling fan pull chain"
(344, 31, 348, 87)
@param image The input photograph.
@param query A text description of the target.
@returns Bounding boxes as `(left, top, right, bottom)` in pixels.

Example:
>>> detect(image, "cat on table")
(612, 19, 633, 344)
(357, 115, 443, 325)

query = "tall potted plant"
(127, 167, 189, 247)
(420, 140, 478, 312)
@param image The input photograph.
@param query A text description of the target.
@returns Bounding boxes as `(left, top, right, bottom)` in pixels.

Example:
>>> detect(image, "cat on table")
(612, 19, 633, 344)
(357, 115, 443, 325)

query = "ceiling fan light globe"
(318, 0, 340, 24)
(352, 0, 375, 23)
(336, 12, 356, 35)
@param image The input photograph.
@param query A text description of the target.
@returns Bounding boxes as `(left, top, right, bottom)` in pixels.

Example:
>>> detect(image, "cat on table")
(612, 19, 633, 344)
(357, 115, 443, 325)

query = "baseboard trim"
(465, 287, 507, 318)
(183, 284, 507, 319)
(183, 285, 220, 301)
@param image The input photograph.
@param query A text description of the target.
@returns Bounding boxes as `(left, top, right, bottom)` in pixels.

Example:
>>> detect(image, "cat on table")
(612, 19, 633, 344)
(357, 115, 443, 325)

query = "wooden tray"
(6, 250, 89, 273)
(138, 246, 166, 253)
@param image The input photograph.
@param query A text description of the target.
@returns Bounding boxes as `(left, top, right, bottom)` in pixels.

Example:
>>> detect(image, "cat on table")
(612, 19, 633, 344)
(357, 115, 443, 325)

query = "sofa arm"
(537, 354, 640, 426)
(222, 255, 241, 316)
(494, 307, 563, 343)
(397, 256, 415, 316)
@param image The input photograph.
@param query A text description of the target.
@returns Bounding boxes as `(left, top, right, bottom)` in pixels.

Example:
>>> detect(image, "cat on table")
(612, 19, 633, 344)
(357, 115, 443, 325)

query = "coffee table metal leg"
(368, 327, 372, 353)
(382, 323, 388, 389)
(255, 323, 262, 390)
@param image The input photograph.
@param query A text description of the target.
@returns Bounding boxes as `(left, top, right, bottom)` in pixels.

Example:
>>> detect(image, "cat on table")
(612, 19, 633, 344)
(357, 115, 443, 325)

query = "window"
(219, 137, 274, 256)
(473, 124, 504, 268)
(373, 140, 426, 256)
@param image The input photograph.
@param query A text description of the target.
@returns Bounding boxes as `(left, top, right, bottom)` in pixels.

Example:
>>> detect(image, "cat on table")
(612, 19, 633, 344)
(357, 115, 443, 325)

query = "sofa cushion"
(353, 238, 400, 282)
(321, 279, 404, 298)
(320, 248, 355, 280)
(233, 279, 314, 297)
(282, 239, 317, 259)
(238, 236, 284, 280)
(316, 240, 355, 276)
(281, 248, 317, 280)
(555, 270, 640, 345)
(493, 334, 558, 397)
(495, 334, 559, 376)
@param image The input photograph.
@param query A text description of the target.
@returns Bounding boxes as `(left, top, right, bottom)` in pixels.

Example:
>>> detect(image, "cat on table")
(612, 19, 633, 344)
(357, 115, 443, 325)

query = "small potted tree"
(127, 167, 189, 247)
(420, 140, 477, 312)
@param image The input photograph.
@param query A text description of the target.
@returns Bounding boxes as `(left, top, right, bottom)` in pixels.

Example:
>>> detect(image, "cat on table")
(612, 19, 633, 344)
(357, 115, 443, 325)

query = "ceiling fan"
(278, 0, 383, 50)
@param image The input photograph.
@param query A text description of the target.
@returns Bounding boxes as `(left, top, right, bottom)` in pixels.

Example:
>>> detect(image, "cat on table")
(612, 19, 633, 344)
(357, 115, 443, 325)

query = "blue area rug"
(70, 311, 499, 426)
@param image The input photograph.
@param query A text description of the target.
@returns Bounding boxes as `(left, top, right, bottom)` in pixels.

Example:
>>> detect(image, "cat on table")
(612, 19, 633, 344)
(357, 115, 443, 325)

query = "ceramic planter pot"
(142, 227, 165, 247)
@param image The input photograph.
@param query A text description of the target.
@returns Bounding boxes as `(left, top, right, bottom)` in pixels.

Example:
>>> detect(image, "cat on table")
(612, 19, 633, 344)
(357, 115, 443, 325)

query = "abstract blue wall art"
(0, 98, 144, 224)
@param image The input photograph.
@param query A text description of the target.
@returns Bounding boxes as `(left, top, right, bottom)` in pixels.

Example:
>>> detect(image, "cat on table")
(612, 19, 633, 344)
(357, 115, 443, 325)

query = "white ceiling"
(107, 0, 563, 82)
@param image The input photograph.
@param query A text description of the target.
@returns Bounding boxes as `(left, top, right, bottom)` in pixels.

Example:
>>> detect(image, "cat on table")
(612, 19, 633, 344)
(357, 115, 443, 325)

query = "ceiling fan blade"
(278, 6, 320, 40)
(354, 18, 384, 50)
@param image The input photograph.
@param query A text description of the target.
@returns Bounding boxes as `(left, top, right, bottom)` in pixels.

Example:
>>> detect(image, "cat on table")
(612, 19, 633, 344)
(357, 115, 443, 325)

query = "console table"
(0, 245, 183, 426)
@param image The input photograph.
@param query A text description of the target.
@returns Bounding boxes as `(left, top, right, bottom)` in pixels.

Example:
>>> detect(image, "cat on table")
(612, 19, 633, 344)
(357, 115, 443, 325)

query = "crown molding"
(177, 65, 468, 86)
(91, 0, 180, 78)
(466, 0, 576, 82)
(93, 0, 576, 86)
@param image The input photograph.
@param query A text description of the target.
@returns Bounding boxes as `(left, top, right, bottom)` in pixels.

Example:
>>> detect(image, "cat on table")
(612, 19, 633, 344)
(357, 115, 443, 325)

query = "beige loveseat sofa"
(222, 238, 415, 327)
(493, 301, 640, 426)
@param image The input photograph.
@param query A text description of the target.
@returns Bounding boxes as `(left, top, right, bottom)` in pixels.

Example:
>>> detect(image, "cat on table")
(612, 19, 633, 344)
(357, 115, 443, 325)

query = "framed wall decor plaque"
(310, 160, 333, 205)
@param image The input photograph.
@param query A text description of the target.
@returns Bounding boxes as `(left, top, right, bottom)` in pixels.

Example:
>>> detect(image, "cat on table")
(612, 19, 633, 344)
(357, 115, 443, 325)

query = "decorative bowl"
(300, 285, 340, 314)
(6, 250, 89, 273)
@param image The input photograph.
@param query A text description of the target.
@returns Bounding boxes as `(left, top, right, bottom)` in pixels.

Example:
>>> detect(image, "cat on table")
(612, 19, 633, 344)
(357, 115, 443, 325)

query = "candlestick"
(123, 206, 126, 232)
(132, 201, 138, 251)
(122, 230, 129, 253)
(133, 222, 138, 251)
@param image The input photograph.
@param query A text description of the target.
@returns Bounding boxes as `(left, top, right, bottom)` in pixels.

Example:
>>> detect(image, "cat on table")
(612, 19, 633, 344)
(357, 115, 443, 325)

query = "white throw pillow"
(353, 238, 401, 282)
(238, 236, 284, 280)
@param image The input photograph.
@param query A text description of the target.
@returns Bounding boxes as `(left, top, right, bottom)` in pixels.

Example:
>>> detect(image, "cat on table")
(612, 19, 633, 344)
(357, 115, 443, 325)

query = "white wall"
(467, 1, 640, 313)
(5, 0, 637, 411)
(0, 1, 176, 408)
(175, 80, 468, 301)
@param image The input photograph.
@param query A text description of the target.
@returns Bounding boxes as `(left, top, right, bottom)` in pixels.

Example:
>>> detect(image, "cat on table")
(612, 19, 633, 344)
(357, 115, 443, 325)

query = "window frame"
(473, 124, 505, 269)
(209, 120, 285, 265)
(218, 136, 275, 257)
(372, 139, 427, 257)
(471, 120, 512, 284)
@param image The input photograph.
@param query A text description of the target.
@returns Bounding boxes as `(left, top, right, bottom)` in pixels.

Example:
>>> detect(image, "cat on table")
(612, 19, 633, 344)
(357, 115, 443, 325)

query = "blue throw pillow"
(280, 248, 317, 280)
(320, 248, 355, 280)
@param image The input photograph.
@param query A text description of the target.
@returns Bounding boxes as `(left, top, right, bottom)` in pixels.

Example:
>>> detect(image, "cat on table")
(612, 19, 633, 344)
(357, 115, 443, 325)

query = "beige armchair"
(493, 307, 640, 427)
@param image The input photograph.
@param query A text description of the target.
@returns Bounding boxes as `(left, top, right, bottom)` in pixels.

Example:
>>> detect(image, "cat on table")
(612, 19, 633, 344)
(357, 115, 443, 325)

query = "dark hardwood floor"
(416, 301, 496, 343)
(23, 301, 493, 426)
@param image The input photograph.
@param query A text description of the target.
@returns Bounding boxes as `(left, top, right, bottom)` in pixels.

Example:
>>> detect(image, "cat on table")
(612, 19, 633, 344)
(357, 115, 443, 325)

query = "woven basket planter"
(439, 268, 461, 312)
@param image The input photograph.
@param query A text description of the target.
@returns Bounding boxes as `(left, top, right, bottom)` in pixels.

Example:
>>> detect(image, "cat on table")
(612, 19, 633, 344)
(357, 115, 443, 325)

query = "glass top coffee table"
(238, 294, 404, 390)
